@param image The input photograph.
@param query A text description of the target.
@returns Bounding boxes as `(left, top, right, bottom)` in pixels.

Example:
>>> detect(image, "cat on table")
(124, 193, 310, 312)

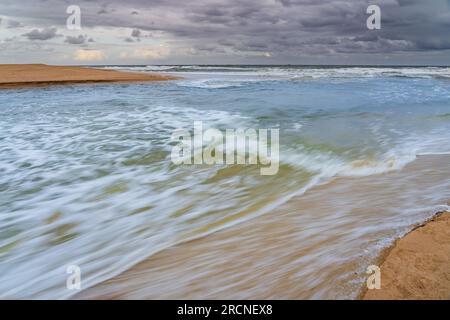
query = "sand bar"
(0, 64, 178, 89)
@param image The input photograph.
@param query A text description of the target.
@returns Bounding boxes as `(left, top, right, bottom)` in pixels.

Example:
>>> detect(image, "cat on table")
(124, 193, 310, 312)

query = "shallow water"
(1, 66, 450, 298)
(77, 155, 450, 299)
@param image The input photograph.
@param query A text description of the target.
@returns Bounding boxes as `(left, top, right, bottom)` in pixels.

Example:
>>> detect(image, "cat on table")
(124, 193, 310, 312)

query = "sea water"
(0, 66, 449, 298)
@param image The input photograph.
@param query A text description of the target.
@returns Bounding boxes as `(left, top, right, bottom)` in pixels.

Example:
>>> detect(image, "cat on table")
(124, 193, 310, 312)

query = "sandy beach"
(75, 155, 450, 300)
(364, 211, 450, 300)
(0, 64, 177, 89)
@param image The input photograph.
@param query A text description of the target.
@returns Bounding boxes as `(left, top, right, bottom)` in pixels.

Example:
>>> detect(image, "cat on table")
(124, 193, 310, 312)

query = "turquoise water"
(1, 66, 450, 298)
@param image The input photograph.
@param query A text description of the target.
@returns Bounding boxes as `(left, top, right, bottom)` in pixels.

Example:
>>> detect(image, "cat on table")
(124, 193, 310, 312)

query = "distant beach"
(0, 64, 178, 89)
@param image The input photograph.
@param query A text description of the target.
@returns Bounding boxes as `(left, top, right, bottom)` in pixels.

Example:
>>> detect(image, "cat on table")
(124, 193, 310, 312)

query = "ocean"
(1, 65, 449, 298)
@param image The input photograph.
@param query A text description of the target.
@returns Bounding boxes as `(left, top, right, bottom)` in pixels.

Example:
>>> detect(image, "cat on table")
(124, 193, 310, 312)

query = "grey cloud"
(22, 27, 59, 40)
(4, 36, 18, 42)
(97, 3, 115, 15)
(125, 28, 142, 42)
(131, 28, 141, 38)
(7, 19, 24, 28)
(65, 34, 89, 45)
(2, 0, 450, 63)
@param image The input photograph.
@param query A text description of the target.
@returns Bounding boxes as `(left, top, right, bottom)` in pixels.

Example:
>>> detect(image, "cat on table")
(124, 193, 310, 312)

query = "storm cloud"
(1, 0, 450, 64)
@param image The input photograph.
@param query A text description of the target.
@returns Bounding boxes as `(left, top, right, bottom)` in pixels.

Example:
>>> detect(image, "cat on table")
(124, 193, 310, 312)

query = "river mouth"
(76, 154, 450, 299)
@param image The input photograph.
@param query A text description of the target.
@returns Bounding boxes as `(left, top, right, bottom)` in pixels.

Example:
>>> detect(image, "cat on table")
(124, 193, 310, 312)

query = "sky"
(0, 0, 449, 65)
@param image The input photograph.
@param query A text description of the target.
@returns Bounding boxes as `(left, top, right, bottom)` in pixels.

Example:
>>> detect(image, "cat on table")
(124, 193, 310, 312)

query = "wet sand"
(75, 155, 450, 300)
(0, 64, 178, 89)
(364, 211, 450, 300)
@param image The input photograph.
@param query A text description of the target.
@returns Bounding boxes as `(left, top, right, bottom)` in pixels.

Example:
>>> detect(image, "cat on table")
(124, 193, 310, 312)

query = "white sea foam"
(101, 65, 450, 81)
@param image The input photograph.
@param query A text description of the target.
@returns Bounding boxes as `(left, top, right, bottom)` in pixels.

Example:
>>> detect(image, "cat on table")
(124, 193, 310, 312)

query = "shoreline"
(75, 155, 450, 300)
(0, 64, 179, 89)
(75, 210, 450, 300)
(362, 210, 450, 300)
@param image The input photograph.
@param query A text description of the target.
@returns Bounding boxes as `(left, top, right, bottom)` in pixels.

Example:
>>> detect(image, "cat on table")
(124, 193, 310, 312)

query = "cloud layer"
(1, 0, 450, 64)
